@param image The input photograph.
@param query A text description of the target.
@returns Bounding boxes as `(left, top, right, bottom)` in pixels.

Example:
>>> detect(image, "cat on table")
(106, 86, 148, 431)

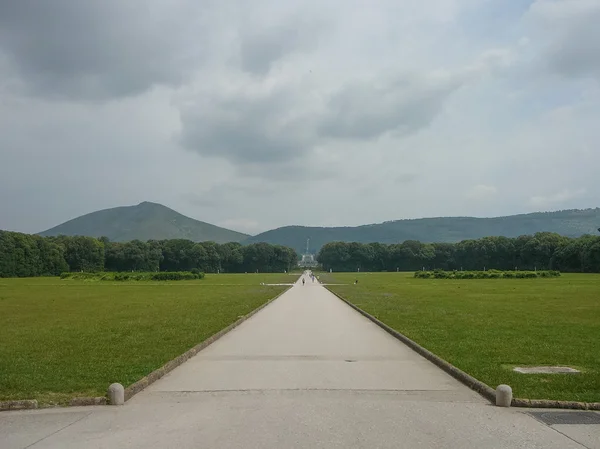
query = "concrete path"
(2, 272, 599, 448)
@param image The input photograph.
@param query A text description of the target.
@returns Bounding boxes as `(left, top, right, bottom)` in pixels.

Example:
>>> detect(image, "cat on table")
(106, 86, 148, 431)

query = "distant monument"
(298, 238, 318, 268)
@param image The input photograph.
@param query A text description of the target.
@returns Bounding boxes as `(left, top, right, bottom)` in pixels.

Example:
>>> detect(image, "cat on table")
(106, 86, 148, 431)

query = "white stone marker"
(496, 384, 512, 407)
(108, 383, 125, 405)
(513, 366, 580, 374)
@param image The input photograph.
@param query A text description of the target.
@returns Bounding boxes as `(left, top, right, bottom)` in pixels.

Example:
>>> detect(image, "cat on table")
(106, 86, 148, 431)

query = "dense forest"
(0, 230, 298, 277)
(317, 232, 600, 273)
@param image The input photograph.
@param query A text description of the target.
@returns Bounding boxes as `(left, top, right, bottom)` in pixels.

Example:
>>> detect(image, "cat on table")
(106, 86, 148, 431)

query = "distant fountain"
(298, 238, 318, 268)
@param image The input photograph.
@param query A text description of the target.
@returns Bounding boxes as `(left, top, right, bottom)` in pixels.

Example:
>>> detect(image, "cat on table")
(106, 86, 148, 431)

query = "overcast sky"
(1, 0, 599, 235)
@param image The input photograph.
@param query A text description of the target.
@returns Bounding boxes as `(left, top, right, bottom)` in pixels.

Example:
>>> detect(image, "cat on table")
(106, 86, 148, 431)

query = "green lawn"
(0, 273, 295, 405)
(323, 272, 600, 403)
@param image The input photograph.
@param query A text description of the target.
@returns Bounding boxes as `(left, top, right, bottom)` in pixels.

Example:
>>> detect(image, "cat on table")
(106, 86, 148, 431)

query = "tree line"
(317, 232, 600, 273)
(0, 230, 299, 277)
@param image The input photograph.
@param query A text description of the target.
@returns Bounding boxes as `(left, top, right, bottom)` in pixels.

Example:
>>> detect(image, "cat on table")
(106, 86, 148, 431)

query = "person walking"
(302, 278, 305, 286)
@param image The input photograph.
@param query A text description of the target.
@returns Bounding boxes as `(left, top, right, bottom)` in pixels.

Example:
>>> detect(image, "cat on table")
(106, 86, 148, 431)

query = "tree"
(159, 239, 197, 271)
(367, 242, 388, 272)
(218, 242, 244, 273)
(198, 242, 221, 273)
(242, 243, 275, 272)
(317, 242, 351, 272)
(48, 235, 104, 272)
(388, 240, 434, 271)
(431, 242, 455, 270)
(0, 231, 68, 277)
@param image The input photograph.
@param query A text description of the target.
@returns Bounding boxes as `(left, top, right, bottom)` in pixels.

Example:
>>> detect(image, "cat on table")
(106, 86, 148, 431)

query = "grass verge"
(0, 273, 295, 405)
(322, 272, 600, 403)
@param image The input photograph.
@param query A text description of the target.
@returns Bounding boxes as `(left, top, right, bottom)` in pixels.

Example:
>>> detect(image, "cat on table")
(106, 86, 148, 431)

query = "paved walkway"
(2, 272, 598, 448)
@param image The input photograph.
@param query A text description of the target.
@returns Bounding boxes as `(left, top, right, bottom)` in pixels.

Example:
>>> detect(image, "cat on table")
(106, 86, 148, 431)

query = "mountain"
(39, 202, 249, 243)
(37, 204, 600, 253)
(243, 208, 600, 255)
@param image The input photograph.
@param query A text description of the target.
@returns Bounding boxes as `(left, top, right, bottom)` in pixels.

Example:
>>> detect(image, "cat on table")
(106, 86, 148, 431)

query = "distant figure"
(302, 278, 305, 285)
(355, 279, 358, 285)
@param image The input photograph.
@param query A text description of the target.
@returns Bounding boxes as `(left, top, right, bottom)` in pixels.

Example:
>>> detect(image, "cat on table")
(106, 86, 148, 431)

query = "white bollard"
(108, 383, 125, 405)
(496, 384, 512, 407)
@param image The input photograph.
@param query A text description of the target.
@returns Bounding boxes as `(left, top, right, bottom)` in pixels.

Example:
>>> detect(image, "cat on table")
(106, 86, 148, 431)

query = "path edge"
(0, 400, 39, 412)
(326, 287, 600, 410)
(123, 285, 292, 402)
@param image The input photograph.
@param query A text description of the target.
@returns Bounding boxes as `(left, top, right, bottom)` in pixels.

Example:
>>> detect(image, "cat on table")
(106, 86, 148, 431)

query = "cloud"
(179, 53, 506, 176)
(467, 185, 498, 200)
(238, 16, 323, 75)
(1, 0, 599, 236)
(0, 0, 206, 100)
(530, 188, 587, 208)
(528, 0, 600, 81)
(318, 71, 466, 140)
(179, 83, 316, 165)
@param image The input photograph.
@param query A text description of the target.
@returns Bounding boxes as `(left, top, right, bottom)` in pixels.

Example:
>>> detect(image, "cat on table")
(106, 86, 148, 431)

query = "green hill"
(242, 208, 600, 254)
(39, 202, 249, 243)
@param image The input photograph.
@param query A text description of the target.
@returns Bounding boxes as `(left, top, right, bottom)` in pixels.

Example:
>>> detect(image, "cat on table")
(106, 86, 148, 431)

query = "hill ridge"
(37, 203, 600, 253)
(243, 207, 600, 254)
(39, 202, 249, 244)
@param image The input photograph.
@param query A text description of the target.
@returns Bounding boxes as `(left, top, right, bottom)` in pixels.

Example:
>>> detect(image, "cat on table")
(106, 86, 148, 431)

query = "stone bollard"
(108, 383, 125, 405)
(496, 384, 512, 407)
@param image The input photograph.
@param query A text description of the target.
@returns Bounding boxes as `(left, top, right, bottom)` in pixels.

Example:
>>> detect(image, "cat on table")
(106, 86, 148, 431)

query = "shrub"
(433, 270, 449, 279)
(150, 271, 204, 281)
(60, 271, 205, 281)
(414, 270, 561, 280)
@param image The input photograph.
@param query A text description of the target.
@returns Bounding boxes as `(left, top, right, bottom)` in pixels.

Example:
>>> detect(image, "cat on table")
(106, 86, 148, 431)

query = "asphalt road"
(2, 272, 598, 448)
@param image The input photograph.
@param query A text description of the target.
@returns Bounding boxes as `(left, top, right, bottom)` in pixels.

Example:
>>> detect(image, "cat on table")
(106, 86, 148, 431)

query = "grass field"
(322, 272, 600, 403)
(0, 273, 296, 405)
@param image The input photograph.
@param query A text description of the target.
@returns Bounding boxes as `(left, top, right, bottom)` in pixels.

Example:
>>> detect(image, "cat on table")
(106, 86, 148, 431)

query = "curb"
(0, 400, 38, 411)
(69, 397, 107, 407)
(123, 285, 292, 402)
(511, 398, 600, 410)
(326, 287, 600, 410)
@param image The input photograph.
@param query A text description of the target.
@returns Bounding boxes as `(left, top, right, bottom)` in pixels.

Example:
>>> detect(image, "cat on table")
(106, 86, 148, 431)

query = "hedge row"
(414, 269, 561, 279)
(60, 271, 205, 281)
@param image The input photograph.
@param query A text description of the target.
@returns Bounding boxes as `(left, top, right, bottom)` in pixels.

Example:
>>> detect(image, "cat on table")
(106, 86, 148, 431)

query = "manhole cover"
(529, 411, 600, 425)
(513, 366, 580, 374)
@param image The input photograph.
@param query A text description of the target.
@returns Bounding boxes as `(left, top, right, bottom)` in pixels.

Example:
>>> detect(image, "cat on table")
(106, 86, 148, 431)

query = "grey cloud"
(395, 173, 418, 184)
(319, 73, 464, 140)
(180, 88, 315, 165)
(7, 0, 599, 237)
(0, 0, 205, 100)
(240, 28, 299, 75)
(183, 182, 278, 209)
(180, 72, 466, 174)
(239, 17, 322, 75)
(530, 1, 600, 80)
